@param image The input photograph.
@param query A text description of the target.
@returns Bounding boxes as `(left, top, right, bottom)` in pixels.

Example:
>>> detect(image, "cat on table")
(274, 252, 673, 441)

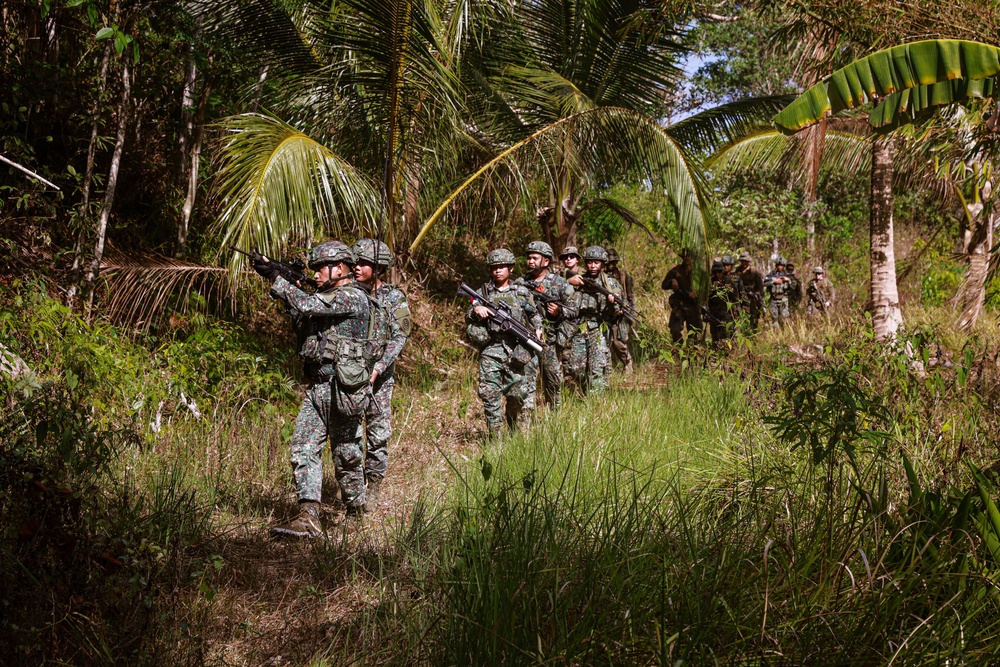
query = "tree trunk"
(66, 44, 112, 309)
(802, 117, 827, 257)
(177, 72, 211, 259)
(957, 182, 994, 331)
(178, 41, 197, 185)
(868, 136, 903, 340)
(84, 60, 131, 317)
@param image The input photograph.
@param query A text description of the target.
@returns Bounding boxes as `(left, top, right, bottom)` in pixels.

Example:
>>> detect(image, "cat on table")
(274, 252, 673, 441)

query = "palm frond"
(211, 113, 382, 281)
(98, 247, 236, 331)
(577, 197, 655, 240)
(665, 95, 796, 156)
(707, 129, 870, 178)
(410, 106, 710, 270)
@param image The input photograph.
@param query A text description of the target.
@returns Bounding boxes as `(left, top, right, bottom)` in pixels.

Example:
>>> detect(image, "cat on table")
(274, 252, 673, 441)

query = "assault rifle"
(458, 283, 545, 354)
(522, 279, 566, 317)
(231, 246, 317, 289)
(577, 277, 643, 321)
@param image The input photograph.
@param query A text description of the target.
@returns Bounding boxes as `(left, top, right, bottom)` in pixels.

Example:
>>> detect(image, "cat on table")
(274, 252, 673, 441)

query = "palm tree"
(773, 39, 1000, 339)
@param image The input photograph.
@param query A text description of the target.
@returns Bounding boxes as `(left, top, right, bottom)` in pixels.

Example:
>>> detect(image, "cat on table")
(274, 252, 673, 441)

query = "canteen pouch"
(323, 336, 369, 391)
(510, 344, 532, 368)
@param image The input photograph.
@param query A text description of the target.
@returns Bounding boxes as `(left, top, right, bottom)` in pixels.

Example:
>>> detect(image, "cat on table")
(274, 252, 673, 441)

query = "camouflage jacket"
(465, 282, 543, 360)
(571, 272, 620, 331)
(515, 270, 579, 341)
(764, 271, 790, 299)
(807, 278, 835, 312)
(737, 266, 764, 303)
(271, 276, 370, 380)
(708, 277, 738, 322)
(373, 283, 411, 378)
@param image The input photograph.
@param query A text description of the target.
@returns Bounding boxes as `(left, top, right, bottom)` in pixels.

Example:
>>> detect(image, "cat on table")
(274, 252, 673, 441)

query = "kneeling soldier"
(466, 249, 543, 436)
(256, 241, 371, 538)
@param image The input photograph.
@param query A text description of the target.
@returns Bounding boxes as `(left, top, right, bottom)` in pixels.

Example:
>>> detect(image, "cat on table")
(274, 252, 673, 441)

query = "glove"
(253, 259, 280, 282)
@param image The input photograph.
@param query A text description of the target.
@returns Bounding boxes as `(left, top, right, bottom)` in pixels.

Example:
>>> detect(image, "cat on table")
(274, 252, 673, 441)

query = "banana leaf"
(869, 77, 996, 131)
(774, 40, 1000, 134)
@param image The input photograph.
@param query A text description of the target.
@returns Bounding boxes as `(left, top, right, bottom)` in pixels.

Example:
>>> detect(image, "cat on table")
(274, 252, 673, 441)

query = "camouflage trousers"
(769, 297, 790, 327)
(527, 341, 564, 409)
(290, 381, 366, 509)
(609, 321, 633, 370)
(478, 353, 538, 434)
(668, 301, 703, 343)
(567, 328, 609, 395)
(364, 374, 394, 482)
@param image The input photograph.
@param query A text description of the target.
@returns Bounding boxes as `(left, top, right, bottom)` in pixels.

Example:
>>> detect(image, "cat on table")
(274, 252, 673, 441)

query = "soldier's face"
(586, 259, 603, 275)
(354, 260, 376, 284)
(526, 253, 549, 272)
(492, 265, 511, 283)
(740, 260, 750, 270)
(314, 264, 333, 283)
(562, 255, 579, 269)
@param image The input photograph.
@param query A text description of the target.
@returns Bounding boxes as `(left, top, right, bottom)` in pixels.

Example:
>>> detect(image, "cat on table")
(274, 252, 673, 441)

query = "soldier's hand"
(546, 302, 560, 316)
(568, 275, 584, 287)
(473, 305, 492, 319)
(688, 291, 697, 300)
(671, 279, 680, 291)
(607, 294, 615, 304)
(253, 258, 280, 282)
(370, 370, 379, 385)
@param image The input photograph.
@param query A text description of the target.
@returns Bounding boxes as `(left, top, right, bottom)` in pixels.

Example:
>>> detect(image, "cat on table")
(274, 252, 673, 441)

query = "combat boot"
(270, 501, 323, 539)
(365, 475, 382, 512)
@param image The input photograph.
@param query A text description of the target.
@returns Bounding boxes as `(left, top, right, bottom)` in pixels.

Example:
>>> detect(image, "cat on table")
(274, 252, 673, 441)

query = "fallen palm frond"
(98, 247, 237, 330)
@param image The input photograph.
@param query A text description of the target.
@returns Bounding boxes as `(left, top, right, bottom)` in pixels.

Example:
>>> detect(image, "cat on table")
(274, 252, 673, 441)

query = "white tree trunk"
(869, 137, 903, 340)
(84, 60, 131, 317)
(957, 185, 994, 331)
(178, 75, 211, 258)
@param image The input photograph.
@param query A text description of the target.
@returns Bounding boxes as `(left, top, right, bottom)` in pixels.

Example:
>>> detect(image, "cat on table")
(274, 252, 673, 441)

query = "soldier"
(256, 241, 371, 538)
(352, 239, 410, 510)
(605, 248, 634, 372)
(764, 257, 791, 328)
(736, 252, 764, 330)
(565, 246, 622, 393)
(516, 241, 579, 409)
(661, 251, 702, 343)
(707, 260, 737, 344)
(807, 266, 836, 315)
(559, 246, 582, 279)
(722, 255, 746, 322)
(785, 262, 803, 312)
(466, 249, 543, 436)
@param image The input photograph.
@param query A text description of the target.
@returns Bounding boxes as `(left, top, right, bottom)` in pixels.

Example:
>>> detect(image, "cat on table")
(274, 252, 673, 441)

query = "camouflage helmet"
(776, 256, 787, 266)
(560, 245, 580, 258)
(722, 254, 735, 266)
(525, 241, 554, 260)
(739, 251, 752, 262)
(711, 260, 725, 273)
(352, 238, 393, 269)
(814, 266, 825, 274)
(606, 248, 621, 263)
(308, 240, 355, 269)
(487, 248, 516, 266)
(583, 246, 609, 262)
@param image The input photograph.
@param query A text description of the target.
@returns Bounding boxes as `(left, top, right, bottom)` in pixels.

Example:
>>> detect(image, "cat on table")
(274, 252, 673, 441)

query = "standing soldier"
(605, 248, 634, 372)
(566, 246, 621, 393)
(352, 239, 410, 510)
(661, 250, 702, 343)
(807, 266, 836, 315)
(256, 241, 371, 538)
(737, 252, 764, 330)
(785, 262, 803, 312)
(722, 255, 746, 322)
(764, 257, 791, 328)
(559, 246, 582, 279)
(466, 249, 543, 436)
(517, 241, 578, 409)
(707, 260, 737, 345)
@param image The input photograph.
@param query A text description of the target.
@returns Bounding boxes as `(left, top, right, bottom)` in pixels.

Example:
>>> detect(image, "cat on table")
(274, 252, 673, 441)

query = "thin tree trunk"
(178, 41, 197, 184)
(869, 136, 903, 340)
(178, 73, 211, 258)
(66, 44, 112, 309)
(250, 64, 269, 112)
(958, 182, 994, 331)
(84, 60, 131, 317)
(802, 117, 827, 257)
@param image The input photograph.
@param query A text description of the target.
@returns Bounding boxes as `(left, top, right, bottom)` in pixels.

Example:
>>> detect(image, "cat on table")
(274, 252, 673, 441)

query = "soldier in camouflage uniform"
(661, 251, 702, 343)
(566, 246, 622, 394)
(785, 262, 803, 313)
(764, 257, 791, 328)
(722, 255, 746, 323)
(516, 241, 579, 410)
(352, 239, 410, 510)
(807, 266, 836, 316)
(605, 248, 634, 373)
(737, 252, 765, 331)
(558, 246, 582, 280)
(707, 260, 738, 345)
(466, 249, 544, 436)
(254, 241, 371, 538)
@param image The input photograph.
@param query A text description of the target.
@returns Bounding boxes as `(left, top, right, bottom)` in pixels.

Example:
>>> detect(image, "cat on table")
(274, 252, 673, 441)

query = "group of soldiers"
(251, 238, 410, 539)
(464, 242, 635, 437)
(663, 253, 836, 345)
(252, 236, 835, 538)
